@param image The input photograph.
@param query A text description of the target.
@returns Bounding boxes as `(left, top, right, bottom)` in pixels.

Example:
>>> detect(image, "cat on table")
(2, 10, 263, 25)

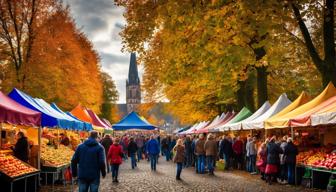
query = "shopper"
(232, 136, 244, 170)
(12, 131, 29, 162)
(265, 136, 282, 185)
(107, 137, 123, 183)
(71, 131, 106, 192)
(257, 143, 267, 180)
(191, 135, 197, 168)
(219, 135, 233, 170)
(173, 139, 185, 180)
(246, 137, 257, 174)
(204, 134, 218, 175)
(135, 135, 144, 161)
(128, 137, 138, 169)
(146, 135, 160, 171)
(161, 136, 170, 161)
(279, 136, 288, 183)
(195, 134, 206, 174)
(284, 137, 298, 185)
(100, 134, 113, 173)
(184, 136, 193, 167)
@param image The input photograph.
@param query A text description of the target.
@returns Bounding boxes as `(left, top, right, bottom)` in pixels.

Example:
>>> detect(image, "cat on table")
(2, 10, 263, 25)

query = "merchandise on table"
(296, 147, 336, 170)
(41, 141, 74, 167)
(0, 154, 38, 178)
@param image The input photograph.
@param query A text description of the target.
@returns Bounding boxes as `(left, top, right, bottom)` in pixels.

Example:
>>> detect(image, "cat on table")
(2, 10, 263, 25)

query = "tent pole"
(291, 127, 294, 139)
(38, 126, 41, 170)
(0, 122, 2, 148)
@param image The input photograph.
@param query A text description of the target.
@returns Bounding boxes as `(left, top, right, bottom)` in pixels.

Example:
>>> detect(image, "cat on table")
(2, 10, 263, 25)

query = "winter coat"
(71, 138, 106, 181)
(100, 137, 113, 155)
(195, 138, 206, 155)
(266, 141, 282, 165)
(232, 140, 244, 155)
(13, 137, 29, 162)
(219, 139, 233, 158)
(246, 141, 257, 156)
(161, 138, 169, 150)
(279, 141, 287, 165)
(284, 142, 298, 164)
(184, 140, 192, 155)
(107, 144, 123, 165)
(173, 145, 185, 163)
(135, 137, 144, 148)
(128, 141, 138, 154)
(146, 139, 160, 155)
(204, 139, 218, 156)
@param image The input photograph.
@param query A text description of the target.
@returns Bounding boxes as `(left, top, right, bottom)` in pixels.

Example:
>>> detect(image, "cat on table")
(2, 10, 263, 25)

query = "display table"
(40, 164, 70, 191)
(0, 170, 40, 192)
(296, 164, 335, 189)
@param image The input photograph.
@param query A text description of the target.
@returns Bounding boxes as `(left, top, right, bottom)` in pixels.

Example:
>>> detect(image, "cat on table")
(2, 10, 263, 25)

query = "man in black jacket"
(219, 136, 233, 170)
(284, 137, 298, 185)
(128, 137, 138, 169)
(100, 134, 113, 173)
(12, 131, 29, 162)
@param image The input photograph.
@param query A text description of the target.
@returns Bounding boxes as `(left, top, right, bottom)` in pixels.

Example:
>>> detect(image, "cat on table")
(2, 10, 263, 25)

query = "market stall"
(218, 107, 252, 132)
(112, 111, 156, 131)
(0, 91, 41, 192)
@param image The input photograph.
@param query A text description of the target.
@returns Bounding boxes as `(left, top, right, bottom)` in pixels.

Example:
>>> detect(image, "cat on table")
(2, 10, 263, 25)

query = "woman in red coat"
(107, 138, 123, 183)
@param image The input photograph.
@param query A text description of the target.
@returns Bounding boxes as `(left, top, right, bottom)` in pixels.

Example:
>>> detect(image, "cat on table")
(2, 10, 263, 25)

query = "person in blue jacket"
(71, 131, 106, 192)
(146, 135, 160, 171)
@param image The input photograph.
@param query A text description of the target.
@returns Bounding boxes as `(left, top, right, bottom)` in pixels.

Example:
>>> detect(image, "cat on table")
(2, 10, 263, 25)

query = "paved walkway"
(40, 158, 321, 192)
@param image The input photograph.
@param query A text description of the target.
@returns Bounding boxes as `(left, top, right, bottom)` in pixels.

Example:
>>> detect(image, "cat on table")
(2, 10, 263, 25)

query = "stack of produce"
(297, 150, 315, 165)
(0, 154, 37, 177)
(41, 143, 74, 167)
(311, 152, 336, 170)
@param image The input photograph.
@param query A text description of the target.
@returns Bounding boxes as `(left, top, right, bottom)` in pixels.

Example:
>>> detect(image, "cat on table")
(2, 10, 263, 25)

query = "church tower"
(126, 53, 141, 113)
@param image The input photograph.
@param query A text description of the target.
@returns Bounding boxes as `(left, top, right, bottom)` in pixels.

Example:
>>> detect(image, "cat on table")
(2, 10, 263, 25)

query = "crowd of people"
(70, 131, 299, 192)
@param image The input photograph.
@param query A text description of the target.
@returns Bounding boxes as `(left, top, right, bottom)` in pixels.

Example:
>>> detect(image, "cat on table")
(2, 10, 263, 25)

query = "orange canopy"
(71, 104, 93, 123)
(265, 83, 336, 129)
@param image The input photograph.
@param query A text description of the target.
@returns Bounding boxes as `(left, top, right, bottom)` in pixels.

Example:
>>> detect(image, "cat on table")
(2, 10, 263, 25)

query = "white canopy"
(229, 101, 271, 131)
(311, 112, 336, 126)
(242, 94, 291, 130)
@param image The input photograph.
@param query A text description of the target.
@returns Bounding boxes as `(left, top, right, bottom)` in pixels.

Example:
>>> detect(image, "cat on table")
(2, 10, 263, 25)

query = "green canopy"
(218, 107, 252, 131)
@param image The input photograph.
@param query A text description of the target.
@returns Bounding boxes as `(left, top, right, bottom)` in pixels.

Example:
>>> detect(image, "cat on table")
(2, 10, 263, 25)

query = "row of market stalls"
(0, 88, 115, 192)
(177, 82, 336, 189)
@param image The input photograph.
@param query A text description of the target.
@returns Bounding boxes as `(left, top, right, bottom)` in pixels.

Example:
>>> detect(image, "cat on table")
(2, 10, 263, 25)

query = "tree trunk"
(244, 79, 255, 112)
(236, 80, 246, 110)
(256, 66, 268, 107)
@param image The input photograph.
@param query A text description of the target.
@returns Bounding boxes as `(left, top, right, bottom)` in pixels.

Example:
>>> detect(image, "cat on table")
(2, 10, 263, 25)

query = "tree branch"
(323, 0, 335, 64)
(283, 26, 305, 45)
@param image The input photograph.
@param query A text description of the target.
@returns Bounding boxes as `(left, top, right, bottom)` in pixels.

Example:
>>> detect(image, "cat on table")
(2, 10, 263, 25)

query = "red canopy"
(86, 109, 110, 129)
(0, 91, 41, 127)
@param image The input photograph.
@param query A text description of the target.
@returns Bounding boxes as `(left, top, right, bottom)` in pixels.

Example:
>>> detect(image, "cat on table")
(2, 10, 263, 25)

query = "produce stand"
(40, 164, 70, 190)
(0, 154, 40, 192)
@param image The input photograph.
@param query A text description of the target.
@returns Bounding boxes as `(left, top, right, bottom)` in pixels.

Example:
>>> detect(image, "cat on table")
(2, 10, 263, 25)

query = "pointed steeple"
(127, 53, 140, 85)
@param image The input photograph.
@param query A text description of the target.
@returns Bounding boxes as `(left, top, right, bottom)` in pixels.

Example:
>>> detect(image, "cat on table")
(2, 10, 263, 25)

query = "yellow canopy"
(265, 82, 336, 129)
(92, 126, 105, 133)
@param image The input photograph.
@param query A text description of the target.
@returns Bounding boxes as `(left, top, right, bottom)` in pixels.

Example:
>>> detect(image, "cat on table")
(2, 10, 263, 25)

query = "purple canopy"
(86, 109, 110, 129)
(0, 91, 41, 127)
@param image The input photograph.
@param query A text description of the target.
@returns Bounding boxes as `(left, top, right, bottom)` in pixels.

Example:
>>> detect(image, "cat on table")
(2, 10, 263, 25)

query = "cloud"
(64, 0, 133, 103)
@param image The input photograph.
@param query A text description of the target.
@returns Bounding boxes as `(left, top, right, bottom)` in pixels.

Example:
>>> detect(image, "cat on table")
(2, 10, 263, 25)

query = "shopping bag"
(64, 167, 72, 182)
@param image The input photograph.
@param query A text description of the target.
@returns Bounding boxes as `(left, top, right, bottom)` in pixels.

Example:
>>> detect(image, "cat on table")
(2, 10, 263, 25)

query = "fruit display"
(0, 154, 38, 178)
(297, 147, 336, 170)
(311, 152, 336, 170)
(41, 143, 74, 167)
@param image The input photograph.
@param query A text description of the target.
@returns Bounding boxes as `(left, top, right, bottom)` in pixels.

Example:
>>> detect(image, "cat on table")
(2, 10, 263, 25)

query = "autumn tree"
(100, 71, 119, 123)
(0, 0, 59, 89)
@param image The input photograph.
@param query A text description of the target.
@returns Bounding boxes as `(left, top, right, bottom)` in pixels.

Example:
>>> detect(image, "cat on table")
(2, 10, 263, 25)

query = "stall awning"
(228, 101, 271, 131)
(71, 104, 93, 123)
(219, 107, 252, 131)
(311, 100, 336, 126)
(265, 92, 310, 129)
(211, 111, 237, 132)
(196, 113, 227, 134)
(242, 94, 291, 130)
(8, 89, 74, 129)
(86, 109, 111, 129)
(264, 83, 336, 129)
(0, 91, 41, 127)
(112, 111, 156, 131)
(290, 96, 336, 127)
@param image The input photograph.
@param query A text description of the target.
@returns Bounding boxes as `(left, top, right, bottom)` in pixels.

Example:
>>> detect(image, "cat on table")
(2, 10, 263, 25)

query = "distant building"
(126, 53, 141, 113)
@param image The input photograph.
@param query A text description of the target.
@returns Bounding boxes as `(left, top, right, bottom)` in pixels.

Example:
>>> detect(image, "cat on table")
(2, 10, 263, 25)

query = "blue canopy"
(112, 111, 156, 131)
(8, 88, 81, 130)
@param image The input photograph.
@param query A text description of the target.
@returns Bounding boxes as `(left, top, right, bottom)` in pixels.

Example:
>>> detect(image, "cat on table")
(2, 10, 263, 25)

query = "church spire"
(127, 52, 139, 85)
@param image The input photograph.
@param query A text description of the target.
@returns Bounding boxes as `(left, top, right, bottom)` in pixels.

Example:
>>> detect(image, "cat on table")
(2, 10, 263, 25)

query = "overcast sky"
(64, 0, 142, 103)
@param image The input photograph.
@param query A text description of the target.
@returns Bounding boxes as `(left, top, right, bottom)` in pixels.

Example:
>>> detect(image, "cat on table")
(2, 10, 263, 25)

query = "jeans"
(185, 152, 192, 167)
(176, 162, 183, 178)
(248, 155, 256, 173)
(287, 163, 295, 184)
(280, 164, 287, 181)
(164, 149, 170, 161)
(149, 154, 157, 171)
(206, 156, 215, 173)
(246, 156, 250, 171)
(197, 155, 205, 173)
(130, 153, 137, 169)
(224, 154, 231, 170)
(78, 178, 99, 192)
(137, 148, 143, 161)
(111, 164, 120, 179)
